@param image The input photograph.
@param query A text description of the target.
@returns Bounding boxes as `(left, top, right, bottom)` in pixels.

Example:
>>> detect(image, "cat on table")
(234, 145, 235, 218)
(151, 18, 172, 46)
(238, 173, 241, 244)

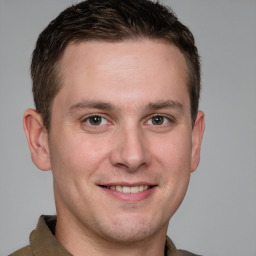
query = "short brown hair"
(31, 0, 200, 131)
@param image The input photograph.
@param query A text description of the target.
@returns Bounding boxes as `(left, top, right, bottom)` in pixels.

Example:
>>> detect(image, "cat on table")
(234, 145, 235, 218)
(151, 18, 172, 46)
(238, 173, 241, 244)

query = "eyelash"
(145, 114, 174, 126)
(82, 114, 109, 127)
(82, 113, 175, 128)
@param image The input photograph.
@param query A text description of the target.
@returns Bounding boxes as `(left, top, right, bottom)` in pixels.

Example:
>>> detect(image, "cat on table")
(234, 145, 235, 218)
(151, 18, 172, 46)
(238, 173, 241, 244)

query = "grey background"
(0, 0, 255, 255)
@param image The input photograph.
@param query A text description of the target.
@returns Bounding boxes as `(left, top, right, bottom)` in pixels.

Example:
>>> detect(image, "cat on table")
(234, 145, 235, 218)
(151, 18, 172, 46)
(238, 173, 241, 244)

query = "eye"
(85, 115, 108, 126)
(147, 115, 169, 126)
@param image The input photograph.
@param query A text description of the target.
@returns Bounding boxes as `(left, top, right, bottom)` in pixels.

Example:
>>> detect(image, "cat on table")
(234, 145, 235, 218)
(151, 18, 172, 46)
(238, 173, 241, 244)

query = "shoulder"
(9, 245, 33, 256)
(165, 236, 202, 256)
(178, 249, 202, 256)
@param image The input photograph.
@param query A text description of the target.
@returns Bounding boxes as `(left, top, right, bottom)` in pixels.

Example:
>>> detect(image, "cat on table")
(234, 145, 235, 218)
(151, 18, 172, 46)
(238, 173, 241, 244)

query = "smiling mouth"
(100, 185, 155, 194)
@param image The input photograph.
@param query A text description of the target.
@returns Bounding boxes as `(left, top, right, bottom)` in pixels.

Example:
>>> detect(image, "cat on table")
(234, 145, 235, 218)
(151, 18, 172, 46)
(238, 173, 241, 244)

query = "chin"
(96, 215, 166, 243)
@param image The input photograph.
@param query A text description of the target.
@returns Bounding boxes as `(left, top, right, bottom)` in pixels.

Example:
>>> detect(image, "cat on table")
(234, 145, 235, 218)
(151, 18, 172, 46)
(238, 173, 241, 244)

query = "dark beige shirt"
(10, 216, 199, 256)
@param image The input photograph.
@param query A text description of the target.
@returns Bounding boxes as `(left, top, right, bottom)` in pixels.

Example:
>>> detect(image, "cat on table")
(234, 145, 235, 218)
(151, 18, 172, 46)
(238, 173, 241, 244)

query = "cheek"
(49, 134, 108, 206)
(50, 132, 111, 178)
(152, 130, 192, 172)
(149, 132, 192, 219)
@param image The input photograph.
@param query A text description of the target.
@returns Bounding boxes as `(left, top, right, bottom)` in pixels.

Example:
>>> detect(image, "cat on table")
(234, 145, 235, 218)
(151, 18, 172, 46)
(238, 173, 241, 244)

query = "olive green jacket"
(10, 216, 200, 256)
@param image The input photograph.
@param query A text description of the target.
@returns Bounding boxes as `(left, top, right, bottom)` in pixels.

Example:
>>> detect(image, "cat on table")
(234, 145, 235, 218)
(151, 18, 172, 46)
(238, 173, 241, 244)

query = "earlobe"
(23, 109, 51, 171)
(191, 111, 205, 172)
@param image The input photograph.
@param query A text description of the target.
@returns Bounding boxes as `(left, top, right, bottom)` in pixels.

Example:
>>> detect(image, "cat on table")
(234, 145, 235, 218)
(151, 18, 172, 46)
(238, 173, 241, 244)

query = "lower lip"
(99, 186, 157, 202)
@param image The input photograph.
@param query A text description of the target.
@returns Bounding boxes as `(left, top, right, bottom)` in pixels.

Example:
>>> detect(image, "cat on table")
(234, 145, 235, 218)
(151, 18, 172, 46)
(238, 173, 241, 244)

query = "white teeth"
(123, 186, 131, 193)
(131, 186, 139, 193)
(116, 186, 122, 192)
(107, 185, 150, 193)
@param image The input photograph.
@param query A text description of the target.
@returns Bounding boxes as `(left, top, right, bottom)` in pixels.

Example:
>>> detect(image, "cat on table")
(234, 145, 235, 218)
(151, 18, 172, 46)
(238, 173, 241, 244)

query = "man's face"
(46, 39, 203, 243)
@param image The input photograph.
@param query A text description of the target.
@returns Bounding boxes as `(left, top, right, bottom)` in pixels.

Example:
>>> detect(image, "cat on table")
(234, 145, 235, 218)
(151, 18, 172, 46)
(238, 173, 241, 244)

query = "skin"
(24, 39, 204, 256)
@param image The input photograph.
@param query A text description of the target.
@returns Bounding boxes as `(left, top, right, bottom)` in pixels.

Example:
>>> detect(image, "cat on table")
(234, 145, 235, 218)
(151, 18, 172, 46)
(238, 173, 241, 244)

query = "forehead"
(60, 39, 188, 76)
(55, 39, 190, 109)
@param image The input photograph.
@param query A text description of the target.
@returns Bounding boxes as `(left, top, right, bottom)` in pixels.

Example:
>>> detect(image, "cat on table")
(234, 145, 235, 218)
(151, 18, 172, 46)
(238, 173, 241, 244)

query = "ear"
(23, 109, 51, 171)
(191, 111, 205, 173)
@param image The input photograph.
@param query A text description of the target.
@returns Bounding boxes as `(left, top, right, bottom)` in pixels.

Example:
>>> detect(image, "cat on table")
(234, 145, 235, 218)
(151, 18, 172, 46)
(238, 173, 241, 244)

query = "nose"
(110, 126, 151, 172)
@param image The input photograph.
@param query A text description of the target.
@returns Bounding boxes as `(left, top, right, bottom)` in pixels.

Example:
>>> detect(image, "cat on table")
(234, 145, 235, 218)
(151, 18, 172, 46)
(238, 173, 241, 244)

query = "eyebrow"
(69, 100, 116, 112)
(146, 100, 183, 111)
(69, 99, 183, 113)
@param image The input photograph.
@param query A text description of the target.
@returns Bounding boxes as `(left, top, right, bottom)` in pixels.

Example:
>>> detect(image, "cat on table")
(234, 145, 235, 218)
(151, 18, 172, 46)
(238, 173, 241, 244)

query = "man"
(10, 0, 204, 255)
